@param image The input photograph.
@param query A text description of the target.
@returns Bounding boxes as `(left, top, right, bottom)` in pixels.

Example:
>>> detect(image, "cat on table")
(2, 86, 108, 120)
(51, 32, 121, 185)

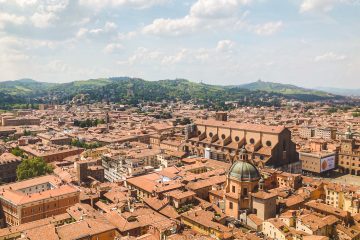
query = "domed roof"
(228, 160, 261, 182)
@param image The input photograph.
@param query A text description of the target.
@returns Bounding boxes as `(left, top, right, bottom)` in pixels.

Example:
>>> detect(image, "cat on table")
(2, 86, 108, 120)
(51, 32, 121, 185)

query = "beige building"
(299, 126, 337, 140)
(299, 151, 336, 174)
(0, 175, 80, 227)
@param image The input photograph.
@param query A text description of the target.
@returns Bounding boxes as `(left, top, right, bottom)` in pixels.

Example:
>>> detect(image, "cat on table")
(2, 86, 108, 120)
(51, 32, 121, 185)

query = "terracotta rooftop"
(195, 119, 286, 134)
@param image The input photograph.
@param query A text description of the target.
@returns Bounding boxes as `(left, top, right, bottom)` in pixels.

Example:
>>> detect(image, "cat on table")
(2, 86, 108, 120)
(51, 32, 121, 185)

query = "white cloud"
(31, 12, 56, 28)
(103, 43, 123, 54)
(143, 0, 280, 37)
(0, 13, 26, 29)
(143, 0, 252, 36)
(254, 21, 283, 36)
(0, 35, 57, 50)
(0, 0, 38, 7)
(46, 60, 70, 73)
(118, 31, 137, 40)
(76, 28, 88, 38)
(126, 47, 162, 65)
(142, 16, 200, 36)
(120, 41, 236, 67)
(78, 0, 168, 9)
(190, 0, 251, 18)
(73, 18, 90, 26)
(0, 51, 29, 62)
(76, 21, 117, 38)
(161, 49, 190, 64)
(104, 21, 117, 31)
(28, 0, 69, 28)
(300, 0, 359, 13)
(216, 40, 235, 53)
(314, 52, 347, 62)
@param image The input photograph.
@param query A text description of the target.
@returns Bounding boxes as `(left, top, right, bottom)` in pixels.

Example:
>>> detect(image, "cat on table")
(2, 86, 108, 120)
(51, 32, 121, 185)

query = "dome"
(228, 161, 261, 182)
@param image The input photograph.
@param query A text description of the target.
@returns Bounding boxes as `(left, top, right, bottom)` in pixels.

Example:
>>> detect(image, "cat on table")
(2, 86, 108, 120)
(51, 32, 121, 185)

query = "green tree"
(23, 130, 32, 136)
(11, 146, 24, 157)
(16, 157, 53, 181)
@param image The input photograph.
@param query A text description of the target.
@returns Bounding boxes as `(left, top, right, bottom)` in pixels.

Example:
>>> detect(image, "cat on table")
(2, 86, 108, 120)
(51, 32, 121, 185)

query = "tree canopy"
(16, 157, 53, 181)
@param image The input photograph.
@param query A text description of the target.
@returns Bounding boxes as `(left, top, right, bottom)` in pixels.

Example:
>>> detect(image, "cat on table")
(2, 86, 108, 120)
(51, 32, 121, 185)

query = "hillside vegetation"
(0, 77, 343, 109)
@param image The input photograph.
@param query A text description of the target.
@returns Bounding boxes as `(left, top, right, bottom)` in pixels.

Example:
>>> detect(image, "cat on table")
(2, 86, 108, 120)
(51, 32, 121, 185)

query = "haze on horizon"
(0, 0, 359, 89)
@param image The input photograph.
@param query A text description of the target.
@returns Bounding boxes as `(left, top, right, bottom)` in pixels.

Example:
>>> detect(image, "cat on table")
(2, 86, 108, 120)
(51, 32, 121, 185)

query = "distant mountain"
(0, 77, 345, 109)
(238, 80, 335, 99)
(0, 78, 56, 96)
(316, 87, 360, 97)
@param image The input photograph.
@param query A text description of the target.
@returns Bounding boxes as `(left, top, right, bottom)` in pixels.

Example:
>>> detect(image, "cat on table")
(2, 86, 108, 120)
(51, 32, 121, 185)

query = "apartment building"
(299, 126, 337, 140)
(0, 175, 80, 226)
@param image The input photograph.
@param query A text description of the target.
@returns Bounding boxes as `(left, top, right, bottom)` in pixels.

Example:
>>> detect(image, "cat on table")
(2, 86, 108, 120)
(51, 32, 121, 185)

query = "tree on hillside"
(16, 157, 53, 181)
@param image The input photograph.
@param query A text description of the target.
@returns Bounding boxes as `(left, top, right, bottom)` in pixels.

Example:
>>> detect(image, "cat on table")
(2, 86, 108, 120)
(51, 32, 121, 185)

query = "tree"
(16, 157, 53, 181)
(11, 146, 24, 157)
(23, 130, 32, 136)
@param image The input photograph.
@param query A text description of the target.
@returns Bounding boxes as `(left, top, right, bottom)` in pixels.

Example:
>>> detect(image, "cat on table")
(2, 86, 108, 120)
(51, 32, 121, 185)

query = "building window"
(209, 132, 213, 138)
(243, 188, 248, 196)
(232, 186, 235, 193)
(266, 141, 272, 147)
(249, 138, 255, 144)
(235, 136, 240, 142)
(229, 202, 233, 209)
(221, 134, 226, 140)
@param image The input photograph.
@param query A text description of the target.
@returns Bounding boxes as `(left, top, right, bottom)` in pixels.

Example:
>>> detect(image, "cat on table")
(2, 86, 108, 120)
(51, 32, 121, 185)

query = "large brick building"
(0, 175, 80, 226)
(185, 119, 299, 168)
(20, 144, 83, 163)
(1, 117, 40, 126)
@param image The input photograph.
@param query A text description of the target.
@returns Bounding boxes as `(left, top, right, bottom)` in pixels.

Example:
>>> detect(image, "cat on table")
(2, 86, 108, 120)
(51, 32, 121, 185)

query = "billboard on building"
(320, 155, 335, 172)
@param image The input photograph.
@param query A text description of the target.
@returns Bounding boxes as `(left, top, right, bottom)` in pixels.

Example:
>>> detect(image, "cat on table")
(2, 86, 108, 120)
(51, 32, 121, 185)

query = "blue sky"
(0, 0, 359, 88)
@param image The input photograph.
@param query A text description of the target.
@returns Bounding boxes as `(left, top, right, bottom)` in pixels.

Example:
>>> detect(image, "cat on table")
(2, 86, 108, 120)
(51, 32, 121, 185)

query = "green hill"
(0, 77, 344, 109)
(239, 80, 333, 98)
(0, 79, 56, 96)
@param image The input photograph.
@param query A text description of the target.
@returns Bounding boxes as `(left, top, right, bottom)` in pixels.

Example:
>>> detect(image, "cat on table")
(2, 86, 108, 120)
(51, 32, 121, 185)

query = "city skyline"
(0, 0, 359, 88)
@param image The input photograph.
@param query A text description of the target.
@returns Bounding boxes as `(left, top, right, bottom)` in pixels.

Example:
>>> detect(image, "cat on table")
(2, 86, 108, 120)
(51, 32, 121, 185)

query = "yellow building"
(324, 182, 360, 214)
(181, 209, 233, 240)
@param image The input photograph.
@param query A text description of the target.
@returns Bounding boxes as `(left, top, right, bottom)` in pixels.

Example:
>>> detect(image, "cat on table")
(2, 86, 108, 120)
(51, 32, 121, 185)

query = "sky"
(0, 0, 359, 88)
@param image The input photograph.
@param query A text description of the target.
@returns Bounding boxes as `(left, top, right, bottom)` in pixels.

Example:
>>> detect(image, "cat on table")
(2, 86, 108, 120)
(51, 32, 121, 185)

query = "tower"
(105, 111, 110, 132)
